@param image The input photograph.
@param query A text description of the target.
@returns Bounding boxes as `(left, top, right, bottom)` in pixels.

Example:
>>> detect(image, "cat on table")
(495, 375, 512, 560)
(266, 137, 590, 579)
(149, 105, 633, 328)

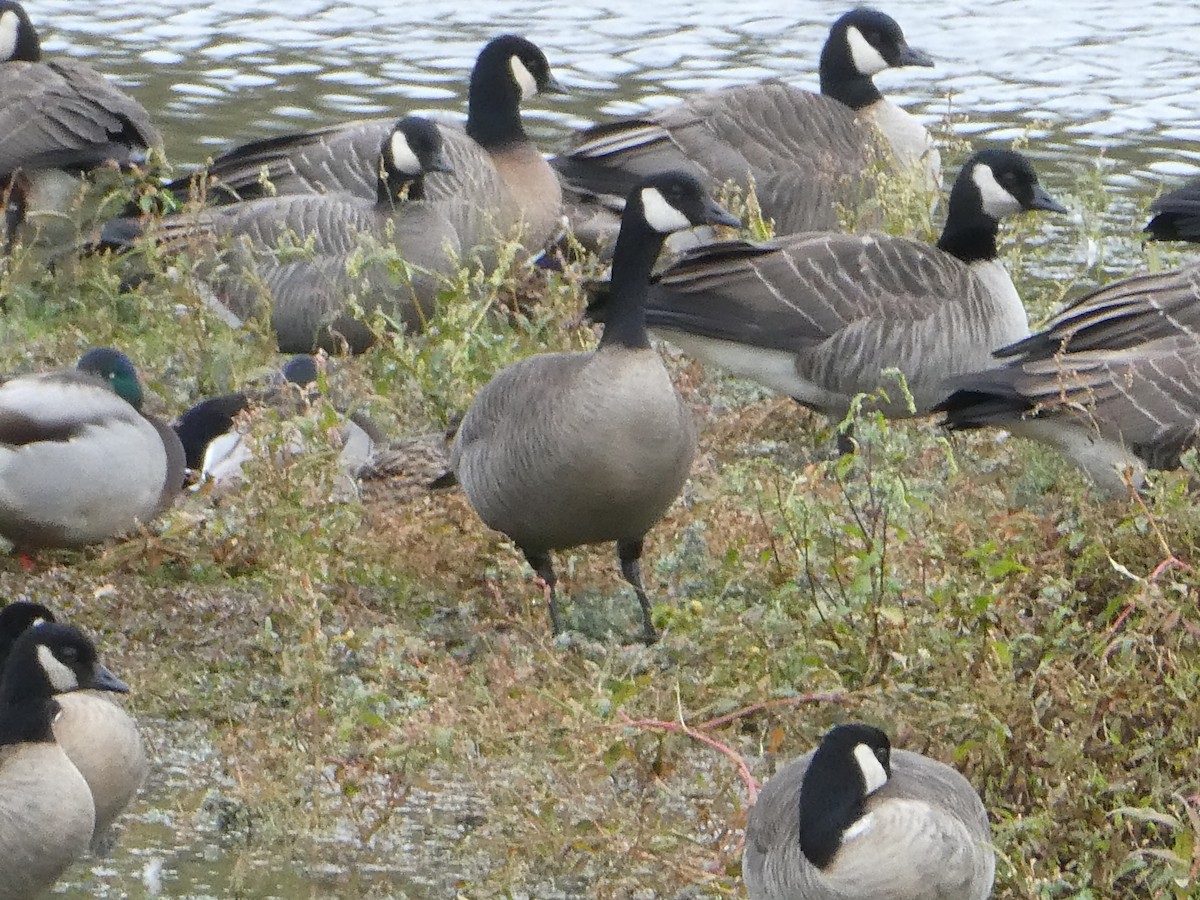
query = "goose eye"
(59, 645, 79, 663)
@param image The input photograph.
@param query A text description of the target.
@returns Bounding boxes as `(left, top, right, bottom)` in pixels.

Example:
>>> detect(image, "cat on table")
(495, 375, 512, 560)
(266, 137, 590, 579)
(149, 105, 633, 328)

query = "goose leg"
(617, 538, 658, 645)
(522, 549, 564, 636)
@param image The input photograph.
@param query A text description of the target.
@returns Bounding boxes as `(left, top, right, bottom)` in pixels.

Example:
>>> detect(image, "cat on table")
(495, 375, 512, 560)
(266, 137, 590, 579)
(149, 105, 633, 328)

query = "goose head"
(379, 116, 454, 203)
(624, 171, 742, 237)
(0, 0, 39, 63)
(468, 35, 564, 147)
(821, 8, 933, 108)
(938, 148, 1067, 262)
(76, 346, 146, 411)
(797, 723, 892, 869)
(0, 622, 128, 744)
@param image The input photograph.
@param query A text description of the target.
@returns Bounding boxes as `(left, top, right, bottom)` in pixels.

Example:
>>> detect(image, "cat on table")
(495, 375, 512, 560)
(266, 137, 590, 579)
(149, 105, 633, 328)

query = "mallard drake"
(553, 7, 938, 247)
(0, 601, 146, 843)
(743, 723, 995, 900)
(167, 35, 565, 262)
(587, 149, 1066, 434)
(0, 347, 186, 548)
(449, 171, 738, 643)
(936, 263, 1200, 494)
(0, 619, 130, 900)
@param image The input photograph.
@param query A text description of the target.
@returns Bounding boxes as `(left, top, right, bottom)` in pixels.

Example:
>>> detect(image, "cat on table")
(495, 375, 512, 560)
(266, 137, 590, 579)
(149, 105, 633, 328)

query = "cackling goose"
(588, 149, 1066, 431)
(553, 7, 938, 247)
(936, 264, 1200, 495)
(743, 722, 995, 900)
(449, 171, 738, 643)
(0, 620, 130, 900)
(168, 35, 566, 261)
(0, 601, 146, 843)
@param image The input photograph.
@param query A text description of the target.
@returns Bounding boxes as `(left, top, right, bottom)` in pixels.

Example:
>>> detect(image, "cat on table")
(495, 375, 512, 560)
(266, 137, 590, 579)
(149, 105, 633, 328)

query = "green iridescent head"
(76, 347, 145, 410)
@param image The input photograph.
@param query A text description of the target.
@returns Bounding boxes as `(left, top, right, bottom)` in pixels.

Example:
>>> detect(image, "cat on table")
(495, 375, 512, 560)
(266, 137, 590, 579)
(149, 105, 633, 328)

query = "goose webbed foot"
(618, 538, 658, 645)
(523, 549, 563, 636)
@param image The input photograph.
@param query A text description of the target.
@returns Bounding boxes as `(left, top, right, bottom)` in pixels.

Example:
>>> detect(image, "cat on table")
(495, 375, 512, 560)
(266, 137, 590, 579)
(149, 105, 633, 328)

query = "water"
(22, 0, 1200, 895)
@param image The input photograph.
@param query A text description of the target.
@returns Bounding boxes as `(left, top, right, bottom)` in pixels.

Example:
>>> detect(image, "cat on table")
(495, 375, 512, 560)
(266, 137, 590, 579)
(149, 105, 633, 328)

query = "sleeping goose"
(0, 601, 146, 844)
(935, 264, 1200, 495)
(449, 171, 738, 643)
(553, 7, 937, 247)
(0, 347, 186, 548)
(168, 35, 565, 260)
(110, 117, 459, 353)
(1144, 176, 1200, 242)
(743, 723, 995, 900)
(588, 149, 1066, 435)
(0, 620, 130, 900)
(0, 1, 160, 215)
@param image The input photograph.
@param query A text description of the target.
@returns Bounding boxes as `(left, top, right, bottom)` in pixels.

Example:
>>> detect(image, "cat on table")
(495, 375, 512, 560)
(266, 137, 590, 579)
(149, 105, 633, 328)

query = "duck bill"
(1029, 186, 1069, 214)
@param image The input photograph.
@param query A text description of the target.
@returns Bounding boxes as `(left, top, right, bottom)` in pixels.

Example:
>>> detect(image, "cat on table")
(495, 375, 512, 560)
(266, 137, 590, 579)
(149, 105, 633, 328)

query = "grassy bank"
(2, 160, 1198, 899)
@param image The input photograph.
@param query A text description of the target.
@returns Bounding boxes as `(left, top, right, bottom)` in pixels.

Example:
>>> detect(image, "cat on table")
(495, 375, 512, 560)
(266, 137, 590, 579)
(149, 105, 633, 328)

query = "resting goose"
(553, 7, 938, 247)
(0, 1, 160, 213)
(743, 723, 995, 900)
(111, 117, 459, 353)
(449, 171, 738, 643)
(168, 35, 565, 260)
(588, 148, 1066, 430)
(936, 264, 1200, 495)
(0, 620, 130, 900)
(0, 347, 186, 548)
(1144, 176, 1200, 242)
(0, 601, 146, 844)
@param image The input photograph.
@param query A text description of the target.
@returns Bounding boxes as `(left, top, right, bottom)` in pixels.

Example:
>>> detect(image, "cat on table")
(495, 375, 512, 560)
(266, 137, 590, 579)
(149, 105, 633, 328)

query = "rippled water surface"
(25, 0, 1200, 896)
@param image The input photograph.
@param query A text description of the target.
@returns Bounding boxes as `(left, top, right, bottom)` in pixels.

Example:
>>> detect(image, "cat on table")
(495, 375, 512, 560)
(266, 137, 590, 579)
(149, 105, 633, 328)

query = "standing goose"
(169, 35, 565, 259)
(1144, 176, 1200, 242)
(0, 620, 130, 900)
(553, 7, 937, 247)
(111, 117, 460, 353)
(0, 0, 160, 211)
(0, 601, 146, 844)
(449, 171, 738, 643)
(0, 347, 186, 548)
(935, 264, 1200, 495)
(588, 149, 1066, 431)
(743, 723, 995, 900)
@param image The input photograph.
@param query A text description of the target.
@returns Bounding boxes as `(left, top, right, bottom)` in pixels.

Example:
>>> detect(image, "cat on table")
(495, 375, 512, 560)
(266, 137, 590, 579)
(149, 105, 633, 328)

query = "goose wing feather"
(645, 234, 1019, 412)
(0, 60, 160, 176)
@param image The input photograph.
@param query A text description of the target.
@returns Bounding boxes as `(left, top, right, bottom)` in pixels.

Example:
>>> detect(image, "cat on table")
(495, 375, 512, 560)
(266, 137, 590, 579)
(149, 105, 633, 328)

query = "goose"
(1144, 176, 1200, 242)
(0, 601, 146, 843)
(167, 35, 565, 260)
(552, 7, 938, 248)
(743, 722, 995, 900)
(0, 0, 160, 213)
(0, 619, 130, 900)
(109, 117, 460, 353)
(173, 355, 380, 491)
(0, 347, 186, 548)
(935, 264, 1200, 495)
(448, 171, 738, 643)
(587, 149, 1066, 437)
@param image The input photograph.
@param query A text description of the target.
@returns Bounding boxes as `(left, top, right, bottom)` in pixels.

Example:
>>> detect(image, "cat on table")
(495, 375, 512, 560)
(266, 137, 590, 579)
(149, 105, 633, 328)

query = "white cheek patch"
(36, 644, 80, 693)
(388, 131, 422, 177)
(853, 743, 889, 795)
(972, 164, 1023, 219)
(0, 10, 21, 61)
(640, 187, 692, 233)
(509, 55, 538, 100)
(846, 26, 890, 76)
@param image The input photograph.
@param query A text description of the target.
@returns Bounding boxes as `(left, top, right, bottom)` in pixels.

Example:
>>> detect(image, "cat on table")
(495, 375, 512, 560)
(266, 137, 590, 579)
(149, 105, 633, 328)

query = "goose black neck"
(937, 209, 1000, 263)
(379, 171, 426, 205)
(598, 219, 668, 350)
(819, 45, 882, 109)
(0, 695, 58, 745)
(797, 751, 869, 869)
(466, 64, 525, 150)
